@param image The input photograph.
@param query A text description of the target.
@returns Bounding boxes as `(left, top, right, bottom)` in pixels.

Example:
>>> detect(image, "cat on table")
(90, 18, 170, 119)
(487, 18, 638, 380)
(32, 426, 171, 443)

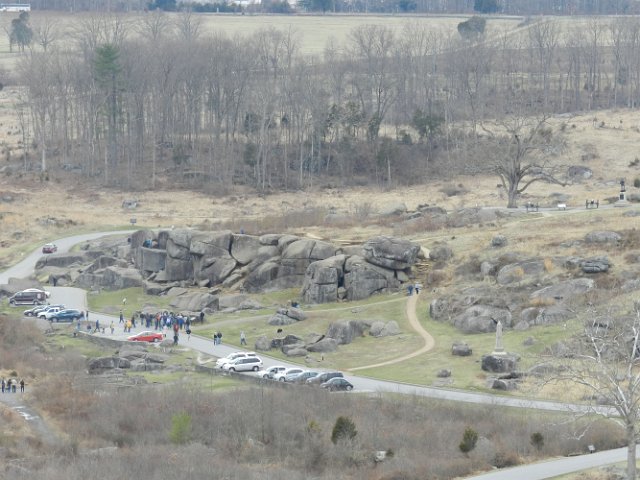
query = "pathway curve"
(349, 292, 435, 371)
(0, 390, 60, 447)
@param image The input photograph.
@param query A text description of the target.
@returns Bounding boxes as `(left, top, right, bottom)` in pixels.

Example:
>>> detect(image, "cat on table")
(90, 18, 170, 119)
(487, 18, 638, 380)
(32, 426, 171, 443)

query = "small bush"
(493, 449, 521, 468)
(169, 412, 192, 445)
(635, 177, 640, 188)
(459, 426, 478, 454)
(531, 432, 544, 451)
(331, 416, 357, 444)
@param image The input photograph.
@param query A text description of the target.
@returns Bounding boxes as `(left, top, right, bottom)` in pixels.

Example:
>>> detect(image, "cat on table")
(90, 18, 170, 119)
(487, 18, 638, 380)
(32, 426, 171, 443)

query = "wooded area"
(13, 14, 640, 190)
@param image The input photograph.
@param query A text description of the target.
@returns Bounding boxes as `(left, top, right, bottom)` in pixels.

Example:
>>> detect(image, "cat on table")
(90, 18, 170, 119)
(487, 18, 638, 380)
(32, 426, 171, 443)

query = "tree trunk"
(628, 424, 637, 480)
(507, 183, 518, 208)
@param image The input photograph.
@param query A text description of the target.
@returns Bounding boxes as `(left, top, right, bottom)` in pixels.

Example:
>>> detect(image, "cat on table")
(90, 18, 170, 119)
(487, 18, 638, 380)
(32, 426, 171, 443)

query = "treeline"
(15, 14, 640, 189)
(24, 0, 640, 15)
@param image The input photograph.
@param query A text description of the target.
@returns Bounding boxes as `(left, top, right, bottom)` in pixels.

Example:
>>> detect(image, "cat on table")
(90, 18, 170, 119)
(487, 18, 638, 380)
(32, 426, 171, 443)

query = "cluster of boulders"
(430, 229, 636, 335)
(255, 318, 401, 357)
(86, 343, 169, 374)
(126, 229, 421, 304)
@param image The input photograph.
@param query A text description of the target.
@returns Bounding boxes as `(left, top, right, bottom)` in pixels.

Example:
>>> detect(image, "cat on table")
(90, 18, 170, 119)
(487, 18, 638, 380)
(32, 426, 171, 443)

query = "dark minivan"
(9, 289, 48, 306)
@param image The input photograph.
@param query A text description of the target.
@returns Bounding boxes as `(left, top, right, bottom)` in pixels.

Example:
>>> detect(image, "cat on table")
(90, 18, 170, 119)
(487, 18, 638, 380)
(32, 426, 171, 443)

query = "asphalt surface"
(3, 229, 638, 479)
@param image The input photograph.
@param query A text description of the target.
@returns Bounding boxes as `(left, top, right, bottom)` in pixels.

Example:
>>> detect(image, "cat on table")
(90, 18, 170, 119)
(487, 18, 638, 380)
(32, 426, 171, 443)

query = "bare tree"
(32, 15, 58, 52)
(547, 307, 640, 480)
(477, 113, 566, 208)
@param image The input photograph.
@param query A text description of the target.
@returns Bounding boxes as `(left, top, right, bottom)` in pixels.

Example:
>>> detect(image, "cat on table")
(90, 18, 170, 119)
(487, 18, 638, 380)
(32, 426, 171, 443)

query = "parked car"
(9, 289, 49, 306)
(291, 371, 319, 384)
(307, 371, 344, 385)
(222, 356, 263, 372)
(39, 307, 64, 320)
(42, 243, 58, 254)
(215, 351, 257, 368)
(273, 367, 304, 382)
(256, 365, 287, 379)
(22, 288, 51, 298)
(321, 377, 354, 392)
(23, 304, 63, 317)
(128, 331, 164, 343)
(48, 309, 84, 322)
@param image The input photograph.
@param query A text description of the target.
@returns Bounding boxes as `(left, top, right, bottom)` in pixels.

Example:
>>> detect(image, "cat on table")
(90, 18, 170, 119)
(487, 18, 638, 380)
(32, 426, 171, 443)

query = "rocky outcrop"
(87, 356, 131, 374)
(126, 229, 421, 303)
(168, 292, 219, 312)
(581, 257, 611, 273)
(369, 320, 400, 337)
(584, 231, 621, 244)
(363, 236, 420, 269)
(530, 278, 595, 303)
(451, 342, 473, 356)
(36, 252, 88, 269)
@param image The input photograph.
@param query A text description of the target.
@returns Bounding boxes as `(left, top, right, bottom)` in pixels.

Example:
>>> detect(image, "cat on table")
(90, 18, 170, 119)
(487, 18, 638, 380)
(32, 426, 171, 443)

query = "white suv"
(38, 307, 63, 319)
(273, 367, 304, 382)
(222, 356, 263, 372)
(257, 365, 287, 379)
(215, 352, 257, 369)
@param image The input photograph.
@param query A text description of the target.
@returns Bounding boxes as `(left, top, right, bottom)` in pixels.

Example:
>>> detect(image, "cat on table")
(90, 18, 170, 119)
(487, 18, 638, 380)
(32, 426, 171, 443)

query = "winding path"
(350, 292, 435, 371)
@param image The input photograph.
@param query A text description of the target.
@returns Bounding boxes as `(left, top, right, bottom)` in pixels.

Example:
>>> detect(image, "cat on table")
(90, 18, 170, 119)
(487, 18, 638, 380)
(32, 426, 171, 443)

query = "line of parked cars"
(215, 354, 355, 391)
(22, 304, 84, 322)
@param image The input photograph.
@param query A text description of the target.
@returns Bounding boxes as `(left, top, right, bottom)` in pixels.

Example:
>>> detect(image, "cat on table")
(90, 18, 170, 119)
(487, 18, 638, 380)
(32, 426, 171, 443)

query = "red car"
(42, 243, 58, 254)
(128, 331, 163, 343)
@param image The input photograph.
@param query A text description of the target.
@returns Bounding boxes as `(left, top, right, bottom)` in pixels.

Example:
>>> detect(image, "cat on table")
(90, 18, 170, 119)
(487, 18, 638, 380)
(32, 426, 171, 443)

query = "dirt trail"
(349, 292, 435, 372)
(0, 390, 60, 447)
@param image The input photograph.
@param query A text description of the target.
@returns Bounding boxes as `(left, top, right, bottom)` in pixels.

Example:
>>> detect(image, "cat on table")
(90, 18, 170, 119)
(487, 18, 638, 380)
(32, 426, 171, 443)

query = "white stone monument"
(492, 320, 506, 355)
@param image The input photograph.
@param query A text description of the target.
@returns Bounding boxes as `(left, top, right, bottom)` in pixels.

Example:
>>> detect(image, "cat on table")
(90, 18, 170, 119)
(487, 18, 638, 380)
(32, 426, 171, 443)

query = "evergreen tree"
(10, 12, 32, 52)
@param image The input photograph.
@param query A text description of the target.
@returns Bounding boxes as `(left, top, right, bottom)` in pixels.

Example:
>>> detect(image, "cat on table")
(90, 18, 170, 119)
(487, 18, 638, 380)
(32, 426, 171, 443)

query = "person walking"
(200, 311, 205, 324)
(1, 378, 5, 394)
(110, 321, 115, 335)
(240, 331, 247, 346)
(217, 331, 223, 345)
(407, 284, 414, 296)
(119, 311, 124, 324)
(186, 326, 191, 340)
(19, 379, 24, 393)
(94, 319, 100, 334)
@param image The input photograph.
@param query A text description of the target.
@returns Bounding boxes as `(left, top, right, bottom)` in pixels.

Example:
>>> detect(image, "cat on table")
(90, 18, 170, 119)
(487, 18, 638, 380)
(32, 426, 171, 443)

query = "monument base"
(615, 200, 630, 208)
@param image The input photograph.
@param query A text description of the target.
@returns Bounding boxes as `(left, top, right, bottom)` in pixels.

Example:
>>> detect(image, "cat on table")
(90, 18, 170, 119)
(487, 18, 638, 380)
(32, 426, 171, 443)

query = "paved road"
(0, 229, 630, 479)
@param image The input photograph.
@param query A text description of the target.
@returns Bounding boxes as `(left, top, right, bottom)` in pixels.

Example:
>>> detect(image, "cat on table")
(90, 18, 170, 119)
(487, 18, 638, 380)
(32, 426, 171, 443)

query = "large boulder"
(139, 248, 166, 273)
(281, 239, 337, 274)
(344, 256, 398, 301)
(481, 354, 518, 373)
(168, 292, 219, 312)
(254, 335, 271, 351)
(101, 267, 144, 289)
(585, 231, 621, 244)
(453, 306, 512, 333)
(452, 342, 473, 356)
(164, 257, 193, 282)
(301, 255, 346, 304)
(166, 229, 193, 260)
(581, 257, 611, 274)
(231, 234, 262, 265)
(306, 338, 338, 353)
(190, 231, 232, 256)
(194, 256, 237, 286)
(496, 259, 545, 285)
(35, 252, 87, 269)
(429, 244, 454, 262)
(326, 320, 370, 345)
(362, 236, 420, 270)
(530, 278, 595, 303)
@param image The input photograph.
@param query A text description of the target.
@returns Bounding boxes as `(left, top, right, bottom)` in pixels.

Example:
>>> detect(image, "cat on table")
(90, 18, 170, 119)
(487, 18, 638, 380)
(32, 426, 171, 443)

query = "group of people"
(586, 199, 600, 209)
(407, 283, 423, 296)
(1, 378, 24, 393)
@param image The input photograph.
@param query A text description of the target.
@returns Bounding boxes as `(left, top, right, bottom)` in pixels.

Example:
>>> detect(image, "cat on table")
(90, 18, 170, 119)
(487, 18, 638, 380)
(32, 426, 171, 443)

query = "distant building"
(0, 3, 31, 11)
